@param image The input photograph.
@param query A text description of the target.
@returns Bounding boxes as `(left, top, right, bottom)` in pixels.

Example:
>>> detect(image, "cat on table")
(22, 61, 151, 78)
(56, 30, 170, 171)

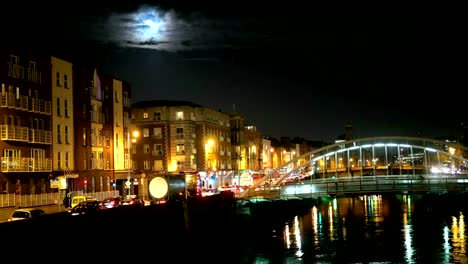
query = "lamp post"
(127, 130, 139, 198)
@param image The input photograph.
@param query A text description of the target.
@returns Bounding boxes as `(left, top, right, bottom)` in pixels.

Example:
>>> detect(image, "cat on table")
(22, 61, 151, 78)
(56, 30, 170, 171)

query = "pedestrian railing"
(240, 175, 468, 199)
(0, 190, 120, 208)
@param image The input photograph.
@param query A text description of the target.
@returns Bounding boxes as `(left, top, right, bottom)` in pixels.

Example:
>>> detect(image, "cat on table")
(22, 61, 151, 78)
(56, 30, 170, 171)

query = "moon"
(133, 9, 166, 42)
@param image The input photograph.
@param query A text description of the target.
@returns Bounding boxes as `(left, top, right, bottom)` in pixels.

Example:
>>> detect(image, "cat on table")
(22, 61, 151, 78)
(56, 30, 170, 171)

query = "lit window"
(176, 111, 184, 120)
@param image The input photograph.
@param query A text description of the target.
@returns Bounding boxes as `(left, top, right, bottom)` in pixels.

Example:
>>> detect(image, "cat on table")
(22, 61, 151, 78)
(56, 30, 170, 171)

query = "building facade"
(51, 56, 76, 192)
(131, 100, 232, 194)
(72, 64, 129, 195)
(0, 44, 53, 195)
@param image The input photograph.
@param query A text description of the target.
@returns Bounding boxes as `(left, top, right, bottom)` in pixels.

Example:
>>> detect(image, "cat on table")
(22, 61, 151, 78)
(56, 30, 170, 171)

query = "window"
(56, 98, 61, 116)
(56, 72, 61, 86)
(143, 112, 149, 119)
(176, 111, 184, 120)
(65, 126, 69, 144)
(57, 125, 62, 144)
(176, 127, 184, 139)
(153, 127, 162, 138)
(64, 99, 68, 117)
(153, 112, 161, 121)
(176, 144, 185, 154)
(64, 74, 68, 88)
(106, 131, 110, 148)
(83, 152, 87, 170)
(82, 104, 86, 120)
(115, 90, 119, 102)
(144, 160, 151, 170)
(115, 133, 119, 148)
(57, 152, 62, 169)
(144, 144, 150, 153)
(82, 128, 86, 146)
(143, 128, 149, 137)
(65, 152, 70, 168)
(106, 153, 111, 169)
(154, 160, 163, 171)
(154, 144, 163, 155)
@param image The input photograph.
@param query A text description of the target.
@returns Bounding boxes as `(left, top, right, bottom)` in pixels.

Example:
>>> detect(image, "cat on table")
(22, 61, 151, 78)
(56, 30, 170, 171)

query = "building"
(131, 100, 232, 194)
(0, 44, 53, 195)
(51, 56, 76, 193)
(71, 63, 130, 196)
(261, 137, 273, 171)
(229, 112, 262, 185)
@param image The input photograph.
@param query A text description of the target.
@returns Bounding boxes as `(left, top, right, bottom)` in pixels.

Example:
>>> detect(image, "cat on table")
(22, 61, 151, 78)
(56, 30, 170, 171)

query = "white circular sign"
(149, 177, 169, 199)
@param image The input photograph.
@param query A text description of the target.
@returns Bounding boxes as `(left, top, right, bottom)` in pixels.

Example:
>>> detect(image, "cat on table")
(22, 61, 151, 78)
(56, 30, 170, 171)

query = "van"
(70, 196, 96, 209)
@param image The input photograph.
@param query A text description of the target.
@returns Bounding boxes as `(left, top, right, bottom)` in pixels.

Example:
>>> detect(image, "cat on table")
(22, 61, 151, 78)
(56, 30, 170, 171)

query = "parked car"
(70, 196, 97, 209)
(121, 196, 144, 208)
(8, 208, 46, 222)
(99, 196, 122, 209)
(69, 200, 101, 216)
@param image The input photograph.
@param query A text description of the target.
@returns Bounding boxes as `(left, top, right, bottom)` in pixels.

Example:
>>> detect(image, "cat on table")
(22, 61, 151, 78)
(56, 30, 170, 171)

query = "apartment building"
(51, 56, 76, 189)
(229, 112, 263, 185)
(0, 44, 53, 195)
(131, 100, 232, 194)
(72, 64, 129, 195)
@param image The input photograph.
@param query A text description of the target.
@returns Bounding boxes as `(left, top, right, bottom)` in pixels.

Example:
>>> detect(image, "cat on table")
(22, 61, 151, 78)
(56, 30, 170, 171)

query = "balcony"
(90, 111, 103, 123)
(29, 129, 52, 144)
(0, 125, 52, 144)
(175, 134, 184, 139)
(0, 125, 28, 142)
(0, 93, 28, 111)
(29, 98, 51, 115)
(1, 157, 52, 172)
(91, 158, 104, 170)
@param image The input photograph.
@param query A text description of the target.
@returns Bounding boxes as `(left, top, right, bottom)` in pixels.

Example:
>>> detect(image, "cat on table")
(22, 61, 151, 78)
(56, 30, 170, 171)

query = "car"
(99, 196, 122, 209)
(121, 196, 144, 208)
(69, 200, 101, 216)
(70, 196, 97, 209)
(8, 208, 46, 222)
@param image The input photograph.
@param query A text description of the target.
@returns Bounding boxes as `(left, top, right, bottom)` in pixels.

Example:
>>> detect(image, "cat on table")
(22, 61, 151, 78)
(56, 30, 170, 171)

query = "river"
(233, 194, 467, 263)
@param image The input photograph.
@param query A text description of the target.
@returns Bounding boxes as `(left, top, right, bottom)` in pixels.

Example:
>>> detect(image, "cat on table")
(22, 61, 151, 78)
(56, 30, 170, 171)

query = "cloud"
(90, 5, 270, 56)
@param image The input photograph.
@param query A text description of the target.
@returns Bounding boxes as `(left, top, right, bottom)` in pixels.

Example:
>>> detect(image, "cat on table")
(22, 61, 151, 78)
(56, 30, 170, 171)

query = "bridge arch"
(241, 136, 468, 198)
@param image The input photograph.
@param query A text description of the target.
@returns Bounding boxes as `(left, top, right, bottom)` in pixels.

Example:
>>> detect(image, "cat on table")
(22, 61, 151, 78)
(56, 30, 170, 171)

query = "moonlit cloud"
(94, 5, 268, 54)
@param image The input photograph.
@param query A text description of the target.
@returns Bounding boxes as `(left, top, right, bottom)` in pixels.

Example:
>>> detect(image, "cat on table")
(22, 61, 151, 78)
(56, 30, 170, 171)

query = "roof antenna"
(233, 104, 236, 112)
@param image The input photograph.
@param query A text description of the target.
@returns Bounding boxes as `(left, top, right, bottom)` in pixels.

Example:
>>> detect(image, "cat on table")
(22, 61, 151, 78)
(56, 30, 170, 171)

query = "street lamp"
(127, 130, 139, 198)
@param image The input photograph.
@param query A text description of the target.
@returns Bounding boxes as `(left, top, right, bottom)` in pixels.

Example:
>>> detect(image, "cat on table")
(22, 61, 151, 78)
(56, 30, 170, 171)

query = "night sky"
(2, 1, 465, 142)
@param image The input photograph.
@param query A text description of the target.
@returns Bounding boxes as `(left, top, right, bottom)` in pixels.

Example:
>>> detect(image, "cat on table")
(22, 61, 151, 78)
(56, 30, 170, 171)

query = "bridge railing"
(240, 175, 468, 199)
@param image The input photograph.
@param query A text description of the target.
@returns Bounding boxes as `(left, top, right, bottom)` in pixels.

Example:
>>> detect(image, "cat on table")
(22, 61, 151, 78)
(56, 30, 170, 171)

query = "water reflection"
(248, 194, 468, 263)
(450, 211, 466, 263)
(402, 195, 415, 264)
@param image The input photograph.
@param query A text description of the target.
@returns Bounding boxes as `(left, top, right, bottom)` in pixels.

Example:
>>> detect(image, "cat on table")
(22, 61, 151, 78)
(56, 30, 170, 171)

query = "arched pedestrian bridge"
(240, 136, 468, 199)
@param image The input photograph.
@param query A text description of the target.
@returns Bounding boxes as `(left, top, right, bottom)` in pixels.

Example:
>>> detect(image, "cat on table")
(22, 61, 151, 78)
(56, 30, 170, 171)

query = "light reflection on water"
(250, 194, 467, 263)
